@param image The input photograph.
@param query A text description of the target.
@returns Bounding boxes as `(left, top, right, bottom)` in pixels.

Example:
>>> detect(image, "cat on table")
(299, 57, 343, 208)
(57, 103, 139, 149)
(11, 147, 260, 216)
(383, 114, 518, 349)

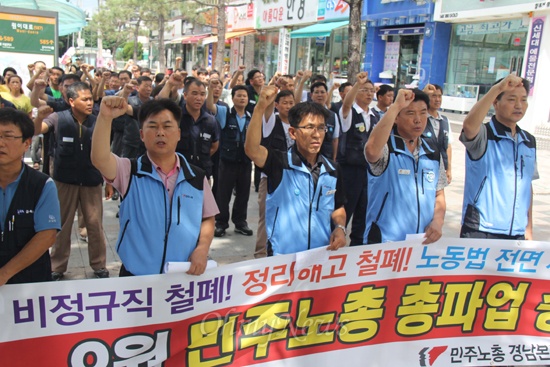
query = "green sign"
(0, 12, 56, 54)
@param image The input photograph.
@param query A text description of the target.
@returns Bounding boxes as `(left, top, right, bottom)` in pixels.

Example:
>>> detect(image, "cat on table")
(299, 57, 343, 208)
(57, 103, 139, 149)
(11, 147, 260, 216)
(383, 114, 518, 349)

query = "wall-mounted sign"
(256, 0, 318, 29)
(0, 12, 56, 54)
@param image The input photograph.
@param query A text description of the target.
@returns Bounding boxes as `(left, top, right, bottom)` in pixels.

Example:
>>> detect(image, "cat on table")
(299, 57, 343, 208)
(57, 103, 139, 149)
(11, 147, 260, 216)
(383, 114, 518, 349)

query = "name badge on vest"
(62, 137, 74, 143)
(398, 169, 411, 175)
(201, 133, 211, 140)
(355, 122, 366, 133)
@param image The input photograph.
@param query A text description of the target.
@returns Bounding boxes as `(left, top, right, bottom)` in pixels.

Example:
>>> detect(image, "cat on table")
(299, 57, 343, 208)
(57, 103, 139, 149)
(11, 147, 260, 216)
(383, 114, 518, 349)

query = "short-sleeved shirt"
(0, 164, 61, 232)
(107, 154, 219, 218)
(339, 102, 376, 133)
(216, 105, 248, 131)
(0, 93, 32, 114)
(367, 142, 448, 191)
(460, 124, 539, 179)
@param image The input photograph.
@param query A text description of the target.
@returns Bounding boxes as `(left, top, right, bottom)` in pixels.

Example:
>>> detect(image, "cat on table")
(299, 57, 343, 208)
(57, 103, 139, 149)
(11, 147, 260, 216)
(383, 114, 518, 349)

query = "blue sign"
(362, 0, 434, 23)
(378, 27, 425, 36)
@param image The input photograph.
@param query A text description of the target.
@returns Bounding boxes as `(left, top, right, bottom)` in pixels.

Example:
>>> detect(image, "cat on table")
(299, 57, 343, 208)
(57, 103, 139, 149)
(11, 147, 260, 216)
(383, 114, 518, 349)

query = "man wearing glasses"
(0, 108, 60, 285)
(338, 72, 380, 246)
(245, 86, 347, 256)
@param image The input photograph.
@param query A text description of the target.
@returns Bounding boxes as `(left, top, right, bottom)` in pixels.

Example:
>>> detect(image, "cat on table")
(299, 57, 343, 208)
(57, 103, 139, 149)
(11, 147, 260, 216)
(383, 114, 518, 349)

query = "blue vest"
(266, 150, 338, 255)
(116, 154, 205, 275)
(364, 134, 440, 244)
(462, 118, 536, 236)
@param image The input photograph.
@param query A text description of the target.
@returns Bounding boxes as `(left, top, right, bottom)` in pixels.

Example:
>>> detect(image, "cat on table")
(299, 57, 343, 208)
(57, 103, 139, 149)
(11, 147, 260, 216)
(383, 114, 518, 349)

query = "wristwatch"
(335, 224, 347, 236)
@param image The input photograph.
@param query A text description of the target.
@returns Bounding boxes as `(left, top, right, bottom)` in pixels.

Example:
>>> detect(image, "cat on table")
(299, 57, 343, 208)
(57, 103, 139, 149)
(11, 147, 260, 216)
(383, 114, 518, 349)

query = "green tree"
(122, 41, 143, 60)
(344, 0, 364, 84)
(89, 0, 133, 68)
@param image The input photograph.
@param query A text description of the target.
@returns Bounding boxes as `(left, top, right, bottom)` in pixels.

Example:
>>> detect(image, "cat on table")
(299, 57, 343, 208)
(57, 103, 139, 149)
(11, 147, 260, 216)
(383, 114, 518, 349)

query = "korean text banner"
(2, 238, 550, 366)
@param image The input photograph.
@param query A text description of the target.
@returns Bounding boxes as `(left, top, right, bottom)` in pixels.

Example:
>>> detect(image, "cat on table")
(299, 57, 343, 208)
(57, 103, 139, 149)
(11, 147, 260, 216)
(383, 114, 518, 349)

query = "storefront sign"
(0, 12, 56, 54)
(277, 27, 290, 74)
(4, 239, 550, 366)
(435, 0, 543, 21)
(207, 43, 213, 67)
(317, 0, 349, 21)
(525, 16, 544, 96)
(226, 2, 254, 31)
(456, 19, 528, 36)
(256, 0, 318, 29)
(362, 0, 433, 22)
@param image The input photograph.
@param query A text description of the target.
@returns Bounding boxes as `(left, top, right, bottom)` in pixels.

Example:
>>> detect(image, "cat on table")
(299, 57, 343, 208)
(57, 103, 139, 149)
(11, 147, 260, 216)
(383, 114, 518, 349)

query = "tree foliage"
(122, 41, 143, 60)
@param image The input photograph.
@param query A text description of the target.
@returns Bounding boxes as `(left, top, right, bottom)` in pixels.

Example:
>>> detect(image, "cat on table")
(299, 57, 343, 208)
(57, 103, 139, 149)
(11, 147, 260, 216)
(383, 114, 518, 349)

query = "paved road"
(60, 114, 550, 280)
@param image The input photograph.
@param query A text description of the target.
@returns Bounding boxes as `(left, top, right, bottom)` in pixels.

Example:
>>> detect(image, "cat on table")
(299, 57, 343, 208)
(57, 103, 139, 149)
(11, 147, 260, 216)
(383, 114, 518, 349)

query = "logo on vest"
(182, 194, 194, 199)
(17, 209, 34, 215)
(425, 171, 435, 183)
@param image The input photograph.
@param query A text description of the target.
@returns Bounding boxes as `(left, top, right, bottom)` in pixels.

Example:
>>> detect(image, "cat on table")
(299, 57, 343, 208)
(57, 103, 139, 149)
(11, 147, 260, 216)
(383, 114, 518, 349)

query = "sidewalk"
(62, 113, 550, 280)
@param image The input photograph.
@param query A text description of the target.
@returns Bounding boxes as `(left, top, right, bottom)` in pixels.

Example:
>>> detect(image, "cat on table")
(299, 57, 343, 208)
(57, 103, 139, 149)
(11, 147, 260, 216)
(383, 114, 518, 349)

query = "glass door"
(396, 35, 422, 89)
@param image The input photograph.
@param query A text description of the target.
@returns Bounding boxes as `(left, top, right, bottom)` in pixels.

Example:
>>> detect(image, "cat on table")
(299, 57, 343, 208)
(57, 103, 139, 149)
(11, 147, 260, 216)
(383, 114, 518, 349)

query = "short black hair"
(311, 74, 327, 84)
(231, 85, 248, 99)
(0, 107, 35, 140)
(66, 81, 92, 100)
(432, 84, 443, 93)
(197, 68, 208, 76)
(376, 84, 394, 98)
(275, 90, 294, 103)
(493, 77, 530, 100)
(338, 82, 352, 93)
(184, 78, 205, 93)
(310, 81, 328, 93)
(154, 73, 165, 84)
(61, 74, 81, 85)
(50, 66, 64, 75)
(136, 76, 152, 85)
(109, 72, 119, 78)
(2, 67, 16, 77)
(288, 102, 331, 128)
(400, 89, 430, 110)
(246, 69, 261, 84)
(138, 98, 182, 128)
(119, 70, 132, 79)
(209, 69, 220, 76)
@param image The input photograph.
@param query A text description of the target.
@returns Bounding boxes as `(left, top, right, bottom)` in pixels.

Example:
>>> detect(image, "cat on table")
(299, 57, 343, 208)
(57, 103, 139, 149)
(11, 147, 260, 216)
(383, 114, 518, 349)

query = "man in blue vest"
(423, 84, 453, 184)
(91, 97, 218, 276)
(460, 74, 537, 240)
(364, 89, 447, 244)
(34, 82, 109, 280)
(206, 82, 253, 237)
(245, 86, 347, 255)
(0, 108, 60, 285)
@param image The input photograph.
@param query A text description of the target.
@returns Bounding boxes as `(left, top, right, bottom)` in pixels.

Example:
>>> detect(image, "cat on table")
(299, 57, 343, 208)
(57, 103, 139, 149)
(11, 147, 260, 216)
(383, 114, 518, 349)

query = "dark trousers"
(460, 226, 525, 240)
(215, 160, 252, 229)
(341, 164, 368, 246)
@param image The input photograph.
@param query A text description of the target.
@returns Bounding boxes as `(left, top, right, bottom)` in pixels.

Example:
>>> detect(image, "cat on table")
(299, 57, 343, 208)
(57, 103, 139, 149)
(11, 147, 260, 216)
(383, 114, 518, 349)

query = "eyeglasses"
(296, 125, 327, 133)
(0, 135, 23, 142)
(359, 88, 375, 93)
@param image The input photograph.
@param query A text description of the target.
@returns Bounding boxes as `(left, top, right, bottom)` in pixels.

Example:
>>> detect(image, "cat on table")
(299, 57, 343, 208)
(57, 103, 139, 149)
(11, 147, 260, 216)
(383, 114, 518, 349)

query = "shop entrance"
(396, 35, 422, 89)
